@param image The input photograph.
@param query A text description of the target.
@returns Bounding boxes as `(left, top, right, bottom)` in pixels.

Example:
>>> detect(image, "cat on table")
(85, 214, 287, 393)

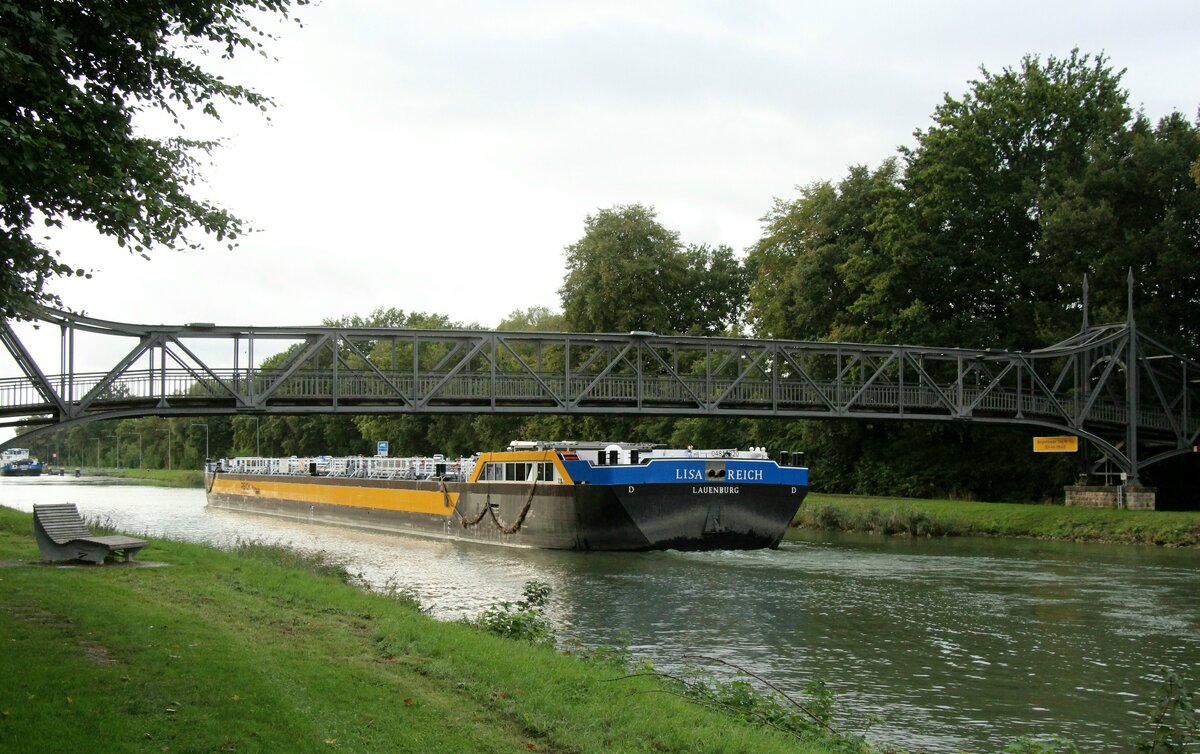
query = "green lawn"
(0, 506, 829, 754)
(91, 468, 206, 487)
(791, 493, 1200, 546)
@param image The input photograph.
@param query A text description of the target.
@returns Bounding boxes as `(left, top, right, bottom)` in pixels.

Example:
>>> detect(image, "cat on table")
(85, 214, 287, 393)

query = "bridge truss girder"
(1, 308, 1197, 482)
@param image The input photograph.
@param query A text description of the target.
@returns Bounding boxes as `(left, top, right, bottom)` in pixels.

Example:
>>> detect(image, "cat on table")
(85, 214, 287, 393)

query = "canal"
(2, 475, 1197, 753)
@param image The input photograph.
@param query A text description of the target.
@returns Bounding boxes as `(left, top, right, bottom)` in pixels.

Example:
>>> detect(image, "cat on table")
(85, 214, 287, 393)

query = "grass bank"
(92, 468, 205, 488)
(0, 506, 828, 754)
(790, 493, 1200, 547)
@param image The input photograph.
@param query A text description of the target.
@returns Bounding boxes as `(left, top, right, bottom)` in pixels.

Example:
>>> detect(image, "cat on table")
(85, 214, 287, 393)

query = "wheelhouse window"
(480, 461, 558, 482)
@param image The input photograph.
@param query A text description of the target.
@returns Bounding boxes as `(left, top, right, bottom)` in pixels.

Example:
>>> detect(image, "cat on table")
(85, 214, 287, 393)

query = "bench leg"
(75, 545, 107, 565)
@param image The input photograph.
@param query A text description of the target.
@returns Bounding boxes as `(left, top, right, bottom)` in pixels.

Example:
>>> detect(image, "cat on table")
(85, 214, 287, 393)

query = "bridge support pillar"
(1064, 485, 1156, 511)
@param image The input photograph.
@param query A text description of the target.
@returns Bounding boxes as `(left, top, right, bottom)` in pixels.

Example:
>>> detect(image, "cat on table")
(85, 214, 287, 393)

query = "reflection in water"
(3, 476, 1197, 753)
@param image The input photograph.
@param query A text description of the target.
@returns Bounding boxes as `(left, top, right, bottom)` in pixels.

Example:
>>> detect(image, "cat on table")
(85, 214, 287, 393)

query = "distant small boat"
(1, 448, 43, 477)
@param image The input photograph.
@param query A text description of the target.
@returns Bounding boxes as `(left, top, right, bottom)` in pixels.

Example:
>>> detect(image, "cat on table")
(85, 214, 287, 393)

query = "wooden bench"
(32, 503, 148, 564)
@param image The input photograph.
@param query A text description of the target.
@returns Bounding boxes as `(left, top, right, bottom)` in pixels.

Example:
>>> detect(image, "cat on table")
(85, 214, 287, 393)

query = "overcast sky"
(31, 0, 1200, 328)
(6, 0, 1200, 391)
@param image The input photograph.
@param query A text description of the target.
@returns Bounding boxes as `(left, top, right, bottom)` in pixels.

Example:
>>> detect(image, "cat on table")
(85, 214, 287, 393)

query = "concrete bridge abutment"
(1064, 485, 1156, 510)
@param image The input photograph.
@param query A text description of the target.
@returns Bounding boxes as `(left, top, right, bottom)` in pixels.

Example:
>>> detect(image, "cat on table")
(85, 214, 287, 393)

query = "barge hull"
(206, 473, 806, 551)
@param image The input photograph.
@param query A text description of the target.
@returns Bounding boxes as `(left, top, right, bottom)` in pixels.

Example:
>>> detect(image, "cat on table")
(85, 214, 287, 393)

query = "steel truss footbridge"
(2, 305, 1198, 486)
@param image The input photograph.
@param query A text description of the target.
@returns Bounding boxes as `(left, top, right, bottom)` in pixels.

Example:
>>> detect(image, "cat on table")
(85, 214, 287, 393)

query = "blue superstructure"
(561, 457, 808, 488)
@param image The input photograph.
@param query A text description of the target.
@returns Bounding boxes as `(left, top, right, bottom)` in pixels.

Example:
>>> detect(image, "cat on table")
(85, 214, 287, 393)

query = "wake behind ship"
(205, 441, 809, 551)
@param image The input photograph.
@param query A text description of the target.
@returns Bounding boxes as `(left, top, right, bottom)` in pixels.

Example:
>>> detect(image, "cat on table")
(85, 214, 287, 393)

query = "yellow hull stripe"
(211, 477, 458, 517)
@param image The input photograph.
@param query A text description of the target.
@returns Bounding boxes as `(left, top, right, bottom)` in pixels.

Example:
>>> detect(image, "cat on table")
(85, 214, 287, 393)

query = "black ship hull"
(205, 472, 807, 551)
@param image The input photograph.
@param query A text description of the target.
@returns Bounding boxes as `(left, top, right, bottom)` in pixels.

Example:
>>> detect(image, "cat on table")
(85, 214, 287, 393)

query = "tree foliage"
(746, 50, 1200, 499)
(0, 0, 307, 317)
(560, 204, 749, 336)
(330, 308, 479, 457)
(893, 50, 1135, 349)
(1041, 112, 1200, 354)
(748, 161, 903, 342)
(750, 51, 1199, 358)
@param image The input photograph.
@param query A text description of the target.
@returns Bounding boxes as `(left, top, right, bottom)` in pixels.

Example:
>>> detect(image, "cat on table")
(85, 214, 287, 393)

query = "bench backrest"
(33, 503, 92, 544)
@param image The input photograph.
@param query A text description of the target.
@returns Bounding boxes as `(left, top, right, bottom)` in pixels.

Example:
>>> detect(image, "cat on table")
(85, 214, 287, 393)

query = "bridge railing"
(0, 366, 1182, 435)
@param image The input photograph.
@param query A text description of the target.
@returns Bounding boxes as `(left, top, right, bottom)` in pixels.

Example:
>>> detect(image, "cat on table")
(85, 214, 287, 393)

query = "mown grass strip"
(0, 506, 828, 754)
(790, 493, 1200, 546)
(94, 468, 206, 488)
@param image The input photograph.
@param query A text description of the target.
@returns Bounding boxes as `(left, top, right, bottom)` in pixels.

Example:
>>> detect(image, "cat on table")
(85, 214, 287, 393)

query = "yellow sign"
(1033, 436, 1079, 453)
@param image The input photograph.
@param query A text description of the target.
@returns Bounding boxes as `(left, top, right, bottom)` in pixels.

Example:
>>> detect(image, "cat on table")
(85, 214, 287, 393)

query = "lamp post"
(132, 432, 143, 468)
(191, 422, 209, 461)
(107, 434, 120, 468)
(255, 417, 261, 457)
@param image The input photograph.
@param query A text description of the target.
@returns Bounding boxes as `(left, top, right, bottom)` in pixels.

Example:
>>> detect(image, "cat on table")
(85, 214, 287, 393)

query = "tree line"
(9, 41, 1200, 502)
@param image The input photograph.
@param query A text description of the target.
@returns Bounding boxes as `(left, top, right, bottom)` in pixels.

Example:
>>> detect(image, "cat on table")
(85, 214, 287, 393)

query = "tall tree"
(1041, 111, 1200, 355)
(882, 50, 1133, 349)
(560, 204, 749, 336)
(745, 50, 1200, 499)
(747, 160, 903, 342)
(496, 306, 564, 333)
(0, 0, 307, 317)
(344, 309, 486, 457)
(681, 243, 752, 336)
(560, 204, 685, 334)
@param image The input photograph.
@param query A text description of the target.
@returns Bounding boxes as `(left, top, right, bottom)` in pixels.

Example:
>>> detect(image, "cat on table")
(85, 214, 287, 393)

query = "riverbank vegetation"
(0, 506, 830, 754)
(791, 494, 1200, 547)
(14, 50, 1200, 507)
(93, 468, 206, 488)
(37, 468, 203, 487)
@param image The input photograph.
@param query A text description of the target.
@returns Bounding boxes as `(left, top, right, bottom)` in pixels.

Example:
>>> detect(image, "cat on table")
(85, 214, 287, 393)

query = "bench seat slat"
(79, 535, 148, 548)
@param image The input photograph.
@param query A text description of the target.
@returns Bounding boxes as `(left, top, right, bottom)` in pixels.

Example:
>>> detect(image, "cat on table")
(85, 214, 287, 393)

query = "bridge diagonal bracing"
(2, 307, 1198, 482)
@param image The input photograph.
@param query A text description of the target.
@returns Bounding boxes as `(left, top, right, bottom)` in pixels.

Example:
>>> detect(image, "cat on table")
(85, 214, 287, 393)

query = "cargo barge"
(205, 441, 809, 551)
